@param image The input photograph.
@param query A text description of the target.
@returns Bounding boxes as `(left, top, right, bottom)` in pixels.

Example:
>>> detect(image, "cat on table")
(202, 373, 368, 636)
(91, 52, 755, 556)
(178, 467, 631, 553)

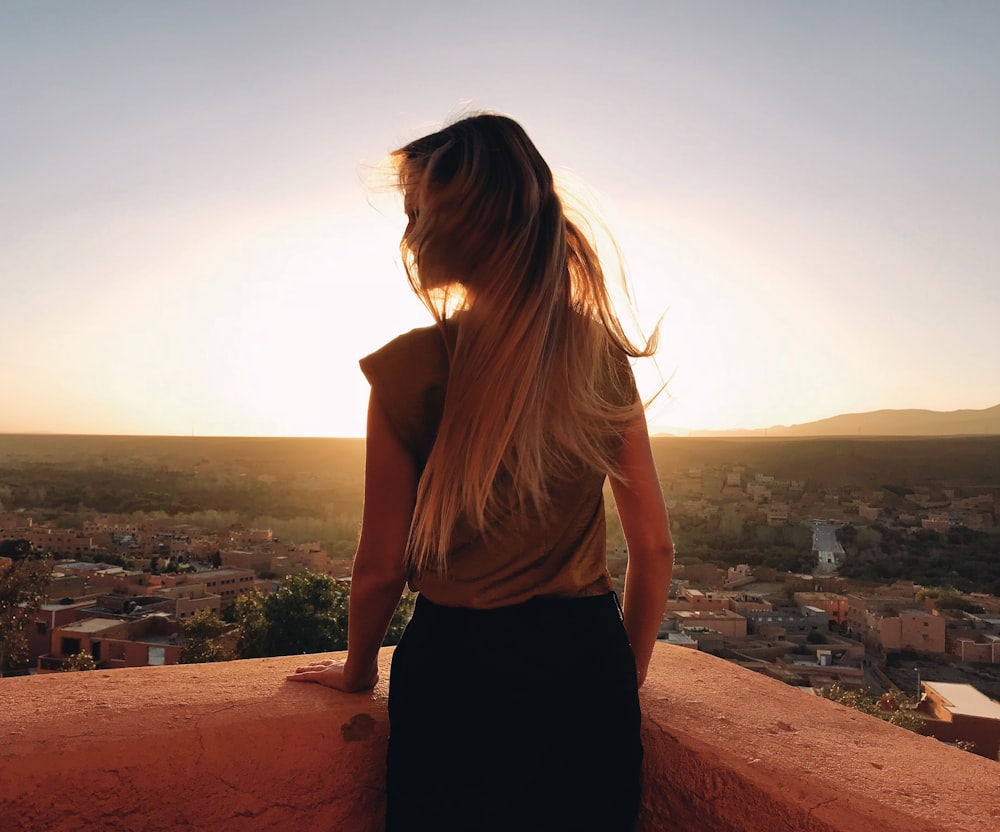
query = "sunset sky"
(2, 1, 998, 437)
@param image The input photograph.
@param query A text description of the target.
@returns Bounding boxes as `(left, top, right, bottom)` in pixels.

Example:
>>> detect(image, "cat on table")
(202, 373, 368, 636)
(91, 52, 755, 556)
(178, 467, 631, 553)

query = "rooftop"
(923, 681, 1000, 720)
(56, 618, 123, 635)
(39, 600, 94, 612)
(672, 609, 745, 620)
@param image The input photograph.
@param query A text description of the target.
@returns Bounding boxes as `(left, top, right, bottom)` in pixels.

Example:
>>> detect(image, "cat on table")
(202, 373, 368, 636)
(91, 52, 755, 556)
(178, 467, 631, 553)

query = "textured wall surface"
(2, 644, 998, 831)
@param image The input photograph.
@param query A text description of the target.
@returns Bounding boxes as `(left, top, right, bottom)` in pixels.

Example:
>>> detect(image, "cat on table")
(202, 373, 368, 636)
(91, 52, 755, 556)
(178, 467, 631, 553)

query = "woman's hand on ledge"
(286, 659, 378, 693)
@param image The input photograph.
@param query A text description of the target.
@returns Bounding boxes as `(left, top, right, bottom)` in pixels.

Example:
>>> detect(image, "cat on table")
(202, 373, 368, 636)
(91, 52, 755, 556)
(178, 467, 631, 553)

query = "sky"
(1, 0, 998, 437)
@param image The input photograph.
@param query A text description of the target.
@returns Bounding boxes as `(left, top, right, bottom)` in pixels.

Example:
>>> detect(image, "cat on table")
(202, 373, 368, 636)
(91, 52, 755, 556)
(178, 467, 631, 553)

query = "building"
(845, 584, 918, 640)
(0, 513, 33, 533)
(656, 631, 698, 649)
(772, 650, 866, 688)
(665, 609, 748, 639)
(921, 512, 951, 533)
(222, 548, 274, 574)
(866, 609, 946, 655)
(29, 598, 100, 666)
(726, 563, 755, 589)
(858, 503, 880, 522)
(673, 563, 726, 587)
(149, 567, 256, 604)
(667, 587, 729, 611)
(271, 542, 331, 576)
(39, 613, 180, 672)
(728, 595, 773, 616)
(766, 504, 789, 527)
(676, 625, 725, 653)
(22, 528, 95, 557)
(46, 573, 89, 599)
(917, 681, 1000, 760)
(745, 605, 830, 637)
(946, 630, 1000, 664)
(227, 528, 274, 548)
(145, 582, 224, 619)
(793, 592, 849, 628)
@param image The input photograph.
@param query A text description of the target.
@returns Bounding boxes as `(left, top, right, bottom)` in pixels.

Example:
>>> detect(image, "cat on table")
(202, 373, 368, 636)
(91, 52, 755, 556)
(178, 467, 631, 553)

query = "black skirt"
(386, 592, 643, 832)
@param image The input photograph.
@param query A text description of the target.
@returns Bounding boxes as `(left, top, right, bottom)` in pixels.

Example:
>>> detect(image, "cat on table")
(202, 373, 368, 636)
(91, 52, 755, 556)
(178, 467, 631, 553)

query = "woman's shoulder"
(359, 323, 452, 464)
(361, 323, 450, 377)
(358, 322, 452, 415)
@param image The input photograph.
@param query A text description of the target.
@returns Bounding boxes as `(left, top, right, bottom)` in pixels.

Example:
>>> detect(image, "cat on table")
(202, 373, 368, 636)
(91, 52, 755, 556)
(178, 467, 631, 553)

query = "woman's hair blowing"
(393, 114, 655, 574)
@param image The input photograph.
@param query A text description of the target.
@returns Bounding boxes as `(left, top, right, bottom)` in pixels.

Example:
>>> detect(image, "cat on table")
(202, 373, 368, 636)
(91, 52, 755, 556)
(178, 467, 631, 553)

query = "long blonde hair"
(394, 114, 655, 574)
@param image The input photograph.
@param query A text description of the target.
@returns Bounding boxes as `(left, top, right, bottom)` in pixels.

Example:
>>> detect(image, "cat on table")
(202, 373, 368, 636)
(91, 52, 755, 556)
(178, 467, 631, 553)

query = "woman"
(289, 114, 674, 831)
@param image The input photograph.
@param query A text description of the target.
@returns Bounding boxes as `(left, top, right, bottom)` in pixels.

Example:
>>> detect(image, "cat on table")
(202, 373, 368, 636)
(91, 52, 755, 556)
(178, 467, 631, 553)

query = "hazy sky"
(2, 1, 998, 437)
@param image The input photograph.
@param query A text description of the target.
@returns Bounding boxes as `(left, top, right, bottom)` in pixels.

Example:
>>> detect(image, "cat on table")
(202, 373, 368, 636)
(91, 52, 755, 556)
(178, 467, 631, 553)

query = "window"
(147, 646, 166, 666)
(36, 622, 47, 635)
(61, 637, 81, 656)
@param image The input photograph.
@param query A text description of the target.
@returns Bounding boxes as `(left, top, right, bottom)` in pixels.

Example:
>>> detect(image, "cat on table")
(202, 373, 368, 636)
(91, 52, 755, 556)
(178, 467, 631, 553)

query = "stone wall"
(2, 644, 998, 831)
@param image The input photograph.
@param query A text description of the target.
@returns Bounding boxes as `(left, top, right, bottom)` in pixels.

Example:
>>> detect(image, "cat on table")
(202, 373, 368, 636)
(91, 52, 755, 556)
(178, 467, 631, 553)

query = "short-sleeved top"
(359, 320, 634, 610)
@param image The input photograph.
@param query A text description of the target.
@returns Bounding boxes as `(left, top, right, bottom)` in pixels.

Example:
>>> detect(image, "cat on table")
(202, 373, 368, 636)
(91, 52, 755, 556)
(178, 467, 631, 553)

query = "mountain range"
(688, 404, 1000, 438)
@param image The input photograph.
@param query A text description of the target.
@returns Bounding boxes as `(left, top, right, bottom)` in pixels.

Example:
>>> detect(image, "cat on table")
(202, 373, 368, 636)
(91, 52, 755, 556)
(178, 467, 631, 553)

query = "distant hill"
(691, 404, 1000, 438)
(647, 436, 1000, 489)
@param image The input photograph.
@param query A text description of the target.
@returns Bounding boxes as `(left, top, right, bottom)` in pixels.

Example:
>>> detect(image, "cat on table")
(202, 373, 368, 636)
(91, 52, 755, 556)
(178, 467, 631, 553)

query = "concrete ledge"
(2, 644, 998, 831)
(639, 648, 999, 832)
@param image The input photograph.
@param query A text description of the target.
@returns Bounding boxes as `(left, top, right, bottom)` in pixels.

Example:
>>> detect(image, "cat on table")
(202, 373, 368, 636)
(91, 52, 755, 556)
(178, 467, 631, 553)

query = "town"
(2, 434, 1000, 763)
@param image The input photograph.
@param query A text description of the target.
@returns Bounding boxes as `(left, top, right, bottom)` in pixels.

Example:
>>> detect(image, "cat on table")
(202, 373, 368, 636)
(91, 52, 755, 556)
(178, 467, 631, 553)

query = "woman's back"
(360, 316, 637, 608)
(288, 113, 674, 831)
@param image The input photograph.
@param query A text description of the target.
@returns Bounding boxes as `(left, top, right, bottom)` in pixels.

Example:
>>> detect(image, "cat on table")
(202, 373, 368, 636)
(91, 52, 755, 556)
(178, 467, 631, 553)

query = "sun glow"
(25, 201, 431, 440)
(178, 208, 432, 438)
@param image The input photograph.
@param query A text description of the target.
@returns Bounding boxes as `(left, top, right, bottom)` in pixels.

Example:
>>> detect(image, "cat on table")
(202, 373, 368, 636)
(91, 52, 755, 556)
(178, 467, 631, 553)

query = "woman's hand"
(286, 659, 378, 693)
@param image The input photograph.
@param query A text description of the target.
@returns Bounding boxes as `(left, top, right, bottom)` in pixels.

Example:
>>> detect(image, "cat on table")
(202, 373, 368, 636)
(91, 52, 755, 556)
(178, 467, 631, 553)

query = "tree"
(61, 652, 97, 672)
(180, 609, 231, 664)
(820, 683, 924, 733)
(0, 541, 53, 677)
(225, 591, 269, 658)
(0, 539, 33, 560)
(229, 572, 350, 658)
(384, 592, 416, 646)
(227, 571, 415, 659)
(836, 524, 858, 547)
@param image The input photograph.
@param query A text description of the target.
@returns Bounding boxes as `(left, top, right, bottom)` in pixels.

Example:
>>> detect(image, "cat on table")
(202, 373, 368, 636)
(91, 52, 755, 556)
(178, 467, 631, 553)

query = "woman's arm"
(287, 392, 416, 691)
(610, 410, 674, 688)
